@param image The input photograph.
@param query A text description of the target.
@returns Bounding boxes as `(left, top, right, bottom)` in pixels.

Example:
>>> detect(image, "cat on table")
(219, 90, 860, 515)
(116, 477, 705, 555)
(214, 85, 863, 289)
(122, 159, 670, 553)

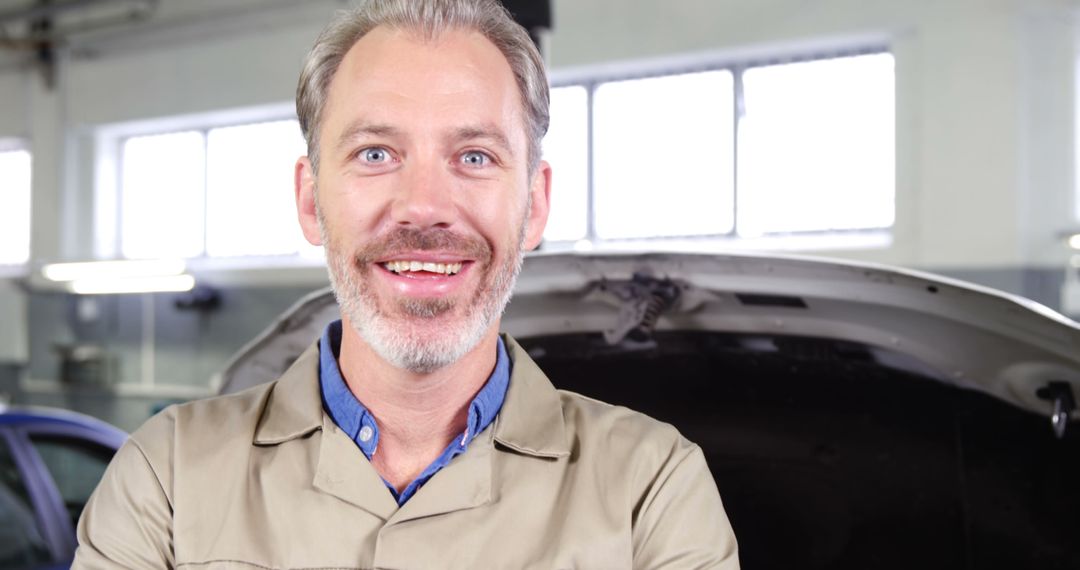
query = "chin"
(353, 305, 496, 374)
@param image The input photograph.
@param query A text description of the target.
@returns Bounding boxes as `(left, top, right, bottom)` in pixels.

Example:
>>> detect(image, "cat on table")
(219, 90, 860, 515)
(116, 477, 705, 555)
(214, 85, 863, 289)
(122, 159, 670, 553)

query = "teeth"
(384, 261, 463, 275)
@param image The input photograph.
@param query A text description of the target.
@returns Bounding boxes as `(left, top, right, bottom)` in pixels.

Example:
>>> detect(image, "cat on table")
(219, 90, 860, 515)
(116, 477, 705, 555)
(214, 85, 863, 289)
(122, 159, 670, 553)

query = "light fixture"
(69, 275, 196, 295)
(42, 259, 186, 282)
(1069, 234, 1080, 250)
(41, 259, 195, 294)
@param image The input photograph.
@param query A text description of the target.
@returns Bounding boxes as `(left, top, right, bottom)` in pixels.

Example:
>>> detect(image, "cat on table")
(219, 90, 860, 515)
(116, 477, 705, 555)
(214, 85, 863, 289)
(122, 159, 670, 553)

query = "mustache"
(353, 227, 492, 265)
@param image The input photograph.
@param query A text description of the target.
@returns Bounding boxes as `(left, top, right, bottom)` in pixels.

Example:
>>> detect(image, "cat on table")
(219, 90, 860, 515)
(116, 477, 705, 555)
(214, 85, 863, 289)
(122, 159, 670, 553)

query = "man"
(74, 0, 740, 568)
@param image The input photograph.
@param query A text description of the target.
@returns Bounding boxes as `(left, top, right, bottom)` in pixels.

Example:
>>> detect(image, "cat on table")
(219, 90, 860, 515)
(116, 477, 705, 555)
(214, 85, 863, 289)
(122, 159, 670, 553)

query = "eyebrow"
(335, 121, 402, 151)
(450, 125, 515, 158)
(334, 120, 517, 158)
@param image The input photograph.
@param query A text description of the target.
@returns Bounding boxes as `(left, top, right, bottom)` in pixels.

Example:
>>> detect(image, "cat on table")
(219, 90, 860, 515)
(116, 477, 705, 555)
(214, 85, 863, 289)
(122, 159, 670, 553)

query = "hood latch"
(1036, 381, 1076, 439)
(594, 272, 682, 346)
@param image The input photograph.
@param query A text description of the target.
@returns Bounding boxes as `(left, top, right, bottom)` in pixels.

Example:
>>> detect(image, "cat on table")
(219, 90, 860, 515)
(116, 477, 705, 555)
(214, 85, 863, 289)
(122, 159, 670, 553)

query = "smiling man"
(74, 1, 738, 568)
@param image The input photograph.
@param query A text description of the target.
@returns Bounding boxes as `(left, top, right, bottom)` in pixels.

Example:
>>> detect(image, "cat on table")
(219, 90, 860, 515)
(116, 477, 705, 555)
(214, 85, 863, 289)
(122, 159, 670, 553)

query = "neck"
(336, 317, 500, 489)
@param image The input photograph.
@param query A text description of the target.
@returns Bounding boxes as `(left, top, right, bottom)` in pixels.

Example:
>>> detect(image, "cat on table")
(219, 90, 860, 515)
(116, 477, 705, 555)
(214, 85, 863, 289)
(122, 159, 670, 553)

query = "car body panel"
(216, 252, 1080, 424)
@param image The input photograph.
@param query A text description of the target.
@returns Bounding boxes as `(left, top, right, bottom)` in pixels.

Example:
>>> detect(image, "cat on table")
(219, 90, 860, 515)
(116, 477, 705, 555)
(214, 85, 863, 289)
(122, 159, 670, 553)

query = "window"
(28, 436, 115, 531)
(121, 131, 205, 259)
(110, 51, 894, 257)
(205, 121, 310, 257)
(542, 86, 590, 242)
(593, 71, 735, 239)
(117, 120, 314, 260)
(738, 53, 895, 235)
(540, 50, 895, 246)
(0, 148, 32, 265)
(0, 437, 52, 568)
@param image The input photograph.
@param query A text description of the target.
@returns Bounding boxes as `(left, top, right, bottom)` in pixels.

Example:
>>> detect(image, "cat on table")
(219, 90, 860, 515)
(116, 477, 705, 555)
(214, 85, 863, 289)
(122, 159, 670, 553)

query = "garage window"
(542, 86, 590, 242)
(544, 50, 895, 246)
(0, 147, 32, 266)
(116, 120, 314, 260)
(593, 71, 736, 239)
(107, 50, 894, 258)
(738, 53, 895, 235)
(120, 131, 206, 259)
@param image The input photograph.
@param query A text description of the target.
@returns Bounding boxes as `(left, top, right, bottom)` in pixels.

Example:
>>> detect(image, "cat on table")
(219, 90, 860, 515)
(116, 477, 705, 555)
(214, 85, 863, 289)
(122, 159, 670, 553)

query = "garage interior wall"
(0, 0, 1076, 429)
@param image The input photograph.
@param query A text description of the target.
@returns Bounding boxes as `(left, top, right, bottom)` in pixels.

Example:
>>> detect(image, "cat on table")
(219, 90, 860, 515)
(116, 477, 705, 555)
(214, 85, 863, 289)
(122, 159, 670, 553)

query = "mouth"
(373, 256, 475, 299)
(382, 260, 465, 276)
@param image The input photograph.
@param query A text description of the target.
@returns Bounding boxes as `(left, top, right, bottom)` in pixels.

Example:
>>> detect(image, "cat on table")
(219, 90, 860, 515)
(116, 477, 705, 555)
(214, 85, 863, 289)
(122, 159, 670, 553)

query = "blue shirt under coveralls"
(318, 320, 510, 505)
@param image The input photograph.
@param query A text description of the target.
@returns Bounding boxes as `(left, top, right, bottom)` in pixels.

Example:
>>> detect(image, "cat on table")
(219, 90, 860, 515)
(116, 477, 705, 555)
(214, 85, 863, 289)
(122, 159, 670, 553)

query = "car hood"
(215, 251, 1080, 422)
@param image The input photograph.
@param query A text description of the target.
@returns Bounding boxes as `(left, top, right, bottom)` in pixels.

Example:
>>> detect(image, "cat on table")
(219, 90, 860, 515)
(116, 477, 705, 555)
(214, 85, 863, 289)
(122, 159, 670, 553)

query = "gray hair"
(296, 0, 550, 173)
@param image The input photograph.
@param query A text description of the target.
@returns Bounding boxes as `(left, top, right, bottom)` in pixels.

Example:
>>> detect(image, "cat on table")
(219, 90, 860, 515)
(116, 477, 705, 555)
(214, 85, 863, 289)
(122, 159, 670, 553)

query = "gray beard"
(318, 207, 527, 374)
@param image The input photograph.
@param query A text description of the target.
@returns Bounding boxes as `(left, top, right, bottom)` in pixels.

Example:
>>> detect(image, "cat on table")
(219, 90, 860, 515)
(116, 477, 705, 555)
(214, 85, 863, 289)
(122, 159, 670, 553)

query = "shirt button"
(359, 426, 374, 442)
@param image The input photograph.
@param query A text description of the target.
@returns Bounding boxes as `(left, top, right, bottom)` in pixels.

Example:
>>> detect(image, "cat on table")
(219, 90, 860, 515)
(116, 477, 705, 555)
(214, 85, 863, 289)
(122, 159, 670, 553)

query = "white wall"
(1020, 5, 1078, 267)
(0, 72, 26, 137)
(0, 0, 1076, 271)
(0, 280, 27, 363)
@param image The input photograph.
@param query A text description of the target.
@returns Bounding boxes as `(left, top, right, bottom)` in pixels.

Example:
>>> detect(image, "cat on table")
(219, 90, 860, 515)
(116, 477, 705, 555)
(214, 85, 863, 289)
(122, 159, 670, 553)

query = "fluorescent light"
(69, 275, 196, 295)
(1069, 235, 1080, 250)
(42, 259, 186, 282)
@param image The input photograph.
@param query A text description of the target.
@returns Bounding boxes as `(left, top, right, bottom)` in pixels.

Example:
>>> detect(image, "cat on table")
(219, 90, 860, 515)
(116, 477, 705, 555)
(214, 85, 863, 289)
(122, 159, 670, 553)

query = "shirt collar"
(466, 336, 510, 441)
(492, 335, 570, 458)
(252, 332, 568, 460)
(251, 342, 323, 445)
(319, 321, 379, 454)
(318, 320, 511, 458)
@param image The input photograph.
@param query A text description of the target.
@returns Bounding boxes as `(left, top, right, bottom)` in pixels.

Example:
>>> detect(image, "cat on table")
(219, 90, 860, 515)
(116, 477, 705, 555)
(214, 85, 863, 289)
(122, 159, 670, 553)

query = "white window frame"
(543, 43, 895, 253)
(91, 43, 896, 273)
(93, 103, 325, 274)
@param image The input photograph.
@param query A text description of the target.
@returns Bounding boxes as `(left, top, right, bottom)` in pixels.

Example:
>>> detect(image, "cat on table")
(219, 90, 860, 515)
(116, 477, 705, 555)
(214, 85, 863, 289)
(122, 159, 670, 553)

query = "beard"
(318, 202, 528, 374)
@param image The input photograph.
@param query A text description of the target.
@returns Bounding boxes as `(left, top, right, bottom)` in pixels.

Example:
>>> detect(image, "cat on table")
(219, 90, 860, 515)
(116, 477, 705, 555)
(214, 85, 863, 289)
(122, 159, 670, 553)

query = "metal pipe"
(0, 0, 150, 27)
(0, 0, 158, 47)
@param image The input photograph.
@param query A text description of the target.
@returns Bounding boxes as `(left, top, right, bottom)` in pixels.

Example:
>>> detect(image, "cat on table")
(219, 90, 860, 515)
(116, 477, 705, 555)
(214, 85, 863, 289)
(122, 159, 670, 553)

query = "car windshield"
(0, 437, 53, 569)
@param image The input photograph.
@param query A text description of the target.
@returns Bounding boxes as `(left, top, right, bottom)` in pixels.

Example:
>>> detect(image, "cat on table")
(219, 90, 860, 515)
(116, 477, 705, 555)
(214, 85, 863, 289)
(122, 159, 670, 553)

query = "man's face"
(295, 26, 550, 373)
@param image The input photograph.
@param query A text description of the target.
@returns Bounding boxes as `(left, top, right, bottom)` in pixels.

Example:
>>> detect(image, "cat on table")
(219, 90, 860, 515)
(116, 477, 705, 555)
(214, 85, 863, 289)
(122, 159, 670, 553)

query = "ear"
(522, 160, 552, 250)
(295, 156, 323, 246)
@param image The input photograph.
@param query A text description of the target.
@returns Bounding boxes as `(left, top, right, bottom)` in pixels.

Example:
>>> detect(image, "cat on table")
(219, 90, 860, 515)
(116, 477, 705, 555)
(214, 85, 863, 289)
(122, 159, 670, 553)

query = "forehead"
(322, 26, 525, 148)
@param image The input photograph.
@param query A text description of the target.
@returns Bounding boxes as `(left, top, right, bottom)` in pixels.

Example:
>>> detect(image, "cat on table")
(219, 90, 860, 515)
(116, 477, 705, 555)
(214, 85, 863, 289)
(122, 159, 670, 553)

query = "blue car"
(0, 405, 126, 570)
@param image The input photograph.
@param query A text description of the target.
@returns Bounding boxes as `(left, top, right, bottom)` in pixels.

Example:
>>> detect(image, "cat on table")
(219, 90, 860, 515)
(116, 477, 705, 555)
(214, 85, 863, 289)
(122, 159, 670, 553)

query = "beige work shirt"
(74, 335, 739, 569)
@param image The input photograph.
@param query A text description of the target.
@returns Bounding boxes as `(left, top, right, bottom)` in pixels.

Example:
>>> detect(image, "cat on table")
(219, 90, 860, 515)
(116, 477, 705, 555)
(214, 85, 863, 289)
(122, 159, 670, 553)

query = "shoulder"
(501, 334, 696, 465)
(132, 381, 275, 446)
(125, 382, 278, 484)
(557, 389, 680, 439)
(556, 388, 699, 470)
(129, 342, 322, 464)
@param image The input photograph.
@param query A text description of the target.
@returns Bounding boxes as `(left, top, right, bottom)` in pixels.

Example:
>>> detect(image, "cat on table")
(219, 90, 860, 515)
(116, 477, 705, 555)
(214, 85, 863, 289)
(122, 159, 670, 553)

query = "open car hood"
(215, 251, 1080, 424)
(214, 251, 1080, 569)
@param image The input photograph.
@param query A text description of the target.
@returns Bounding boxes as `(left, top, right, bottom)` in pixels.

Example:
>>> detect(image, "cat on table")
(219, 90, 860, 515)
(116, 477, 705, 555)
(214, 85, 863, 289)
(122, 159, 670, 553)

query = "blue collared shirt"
(318, 320, 510, 505)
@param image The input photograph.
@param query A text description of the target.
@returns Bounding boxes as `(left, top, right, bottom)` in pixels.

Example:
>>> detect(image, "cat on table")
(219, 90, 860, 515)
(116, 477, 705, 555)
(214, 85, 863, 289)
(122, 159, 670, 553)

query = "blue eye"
(360, 147, 390, 163)
(461, 151, 490, 167)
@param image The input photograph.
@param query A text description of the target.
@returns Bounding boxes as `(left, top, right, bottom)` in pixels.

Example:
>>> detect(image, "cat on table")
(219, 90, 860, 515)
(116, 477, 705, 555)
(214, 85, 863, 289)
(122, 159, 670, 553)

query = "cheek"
(471, 202, 524, 248)
(321, 187, 385, 234)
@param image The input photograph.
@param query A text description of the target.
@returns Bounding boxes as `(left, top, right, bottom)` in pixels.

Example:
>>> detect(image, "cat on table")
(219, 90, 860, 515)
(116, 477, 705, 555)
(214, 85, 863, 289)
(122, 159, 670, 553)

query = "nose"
(390, 158, 458, 230)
